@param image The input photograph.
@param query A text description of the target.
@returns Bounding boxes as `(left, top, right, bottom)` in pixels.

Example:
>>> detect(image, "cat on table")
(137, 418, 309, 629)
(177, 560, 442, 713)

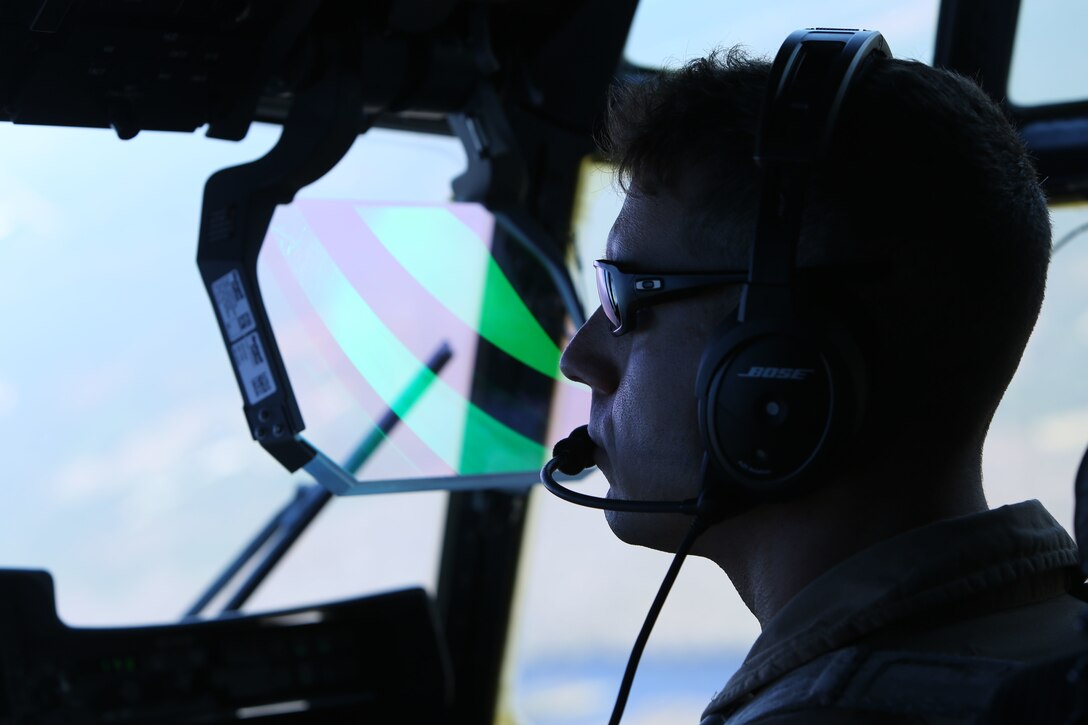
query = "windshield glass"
(624, 0, 940, 68)
(0, 123, 519, 623)
(1008, 0, 1088, 107)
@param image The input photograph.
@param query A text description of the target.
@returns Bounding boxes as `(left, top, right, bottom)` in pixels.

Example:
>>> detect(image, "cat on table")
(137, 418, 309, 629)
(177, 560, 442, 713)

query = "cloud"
(518, 678, 613, 722)
(1072, 257, 1088, 285)
(1077, 310, 1088, 343)
(53, 555, 201, 627)
(0, 174, 65, 242)
(1031, 408, 1088, 454)
(63, 355, 142, 412)
(514, 479, 760, 659)
(627, 704, 723, 725)
(49, 399, 259, 512)
(0, 378, 17, 418)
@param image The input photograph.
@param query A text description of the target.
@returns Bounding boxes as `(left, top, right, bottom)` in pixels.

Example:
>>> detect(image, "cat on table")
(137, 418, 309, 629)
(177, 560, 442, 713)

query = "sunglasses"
(594, 260, 748, 336)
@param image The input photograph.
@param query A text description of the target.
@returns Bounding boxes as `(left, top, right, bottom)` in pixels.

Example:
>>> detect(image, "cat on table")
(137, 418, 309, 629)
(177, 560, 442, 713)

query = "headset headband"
(742, 29, 890, 321)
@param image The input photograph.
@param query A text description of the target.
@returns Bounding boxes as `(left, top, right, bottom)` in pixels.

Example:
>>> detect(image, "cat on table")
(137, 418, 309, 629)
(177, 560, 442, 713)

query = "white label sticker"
(231, 331, 277, 405)
(211, 270, 257, 343)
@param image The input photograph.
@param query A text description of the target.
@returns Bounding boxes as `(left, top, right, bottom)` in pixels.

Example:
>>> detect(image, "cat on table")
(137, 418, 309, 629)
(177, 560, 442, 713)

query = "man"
(558, 46, 1086, 723)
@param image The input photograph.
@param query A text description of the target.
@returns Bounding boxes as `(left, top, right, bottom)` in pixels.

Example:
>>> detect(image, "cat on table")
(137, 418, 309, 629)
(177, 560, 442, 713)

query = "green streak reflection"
(358, 206, 562, 379)
(271, 211, 545, 474)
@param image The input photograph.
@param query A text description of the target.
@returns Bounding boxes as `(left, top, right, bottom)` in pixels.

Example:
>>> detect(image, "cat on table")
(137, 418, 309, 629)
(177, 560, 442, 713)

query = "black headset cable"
(543, 428, 729, 723)
(607, 515, 711, 725)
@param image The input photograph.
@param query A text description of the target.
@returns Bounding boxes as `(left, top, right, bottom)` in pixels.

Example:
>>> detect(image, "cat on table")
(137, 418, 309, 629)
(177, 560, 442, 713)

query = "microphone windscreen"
(553, 425, 596, 475)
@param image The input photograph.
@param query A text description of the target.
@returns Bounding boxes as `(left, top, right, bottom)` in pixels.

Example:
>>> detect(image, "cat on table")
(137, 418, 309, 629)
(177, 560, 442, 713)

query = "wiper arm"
(184, 342, 453, 619)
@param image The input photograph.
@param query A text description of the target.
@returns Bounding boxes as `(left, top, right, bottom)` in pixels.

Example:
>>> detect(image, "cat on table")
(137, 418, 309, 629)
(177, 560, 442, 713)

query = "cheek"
(628, 322, 707, 397)
(613, 345, 704, 457)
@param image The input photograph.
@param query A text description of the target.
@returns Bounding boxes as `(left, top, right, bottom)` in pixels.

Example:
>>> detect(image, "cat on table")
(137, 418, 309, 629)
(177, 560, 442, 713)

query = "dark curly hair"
(599, 47, 1051, 467)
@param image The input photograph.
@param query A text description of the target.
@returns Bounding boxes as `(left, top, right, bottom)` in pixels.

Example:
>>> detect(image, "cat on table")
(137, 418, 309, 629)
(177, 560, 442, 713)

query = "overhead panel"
(0, 0, 316, 140)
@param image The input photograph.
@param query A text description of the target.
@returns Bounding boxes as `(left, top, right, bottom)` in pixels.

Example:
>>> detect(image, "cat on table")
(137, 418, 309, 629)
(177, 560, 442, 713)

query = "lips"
(587, 426, 610, 473)
(587, 425, 605, 454)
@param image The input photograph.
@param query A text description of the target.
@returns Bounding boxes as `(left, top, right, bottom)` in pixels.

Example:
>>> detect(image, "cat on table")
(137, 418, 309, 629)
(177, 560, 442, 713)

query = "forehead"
(605, 184, 747, 270)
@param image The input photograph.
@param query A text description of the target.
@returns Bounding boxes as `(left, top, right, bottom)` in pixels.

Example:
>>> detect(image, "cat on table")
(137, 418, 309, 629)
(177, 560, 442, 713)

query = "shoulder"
(726, 710, 925, 724)
(706, 646, 1027, 725)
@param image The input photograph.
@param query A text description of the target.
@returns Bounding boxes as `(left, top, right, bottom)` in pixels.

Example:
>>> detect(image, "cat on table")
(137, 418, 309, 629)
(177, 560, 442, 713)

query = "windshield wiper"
(184, 341, 453, 619)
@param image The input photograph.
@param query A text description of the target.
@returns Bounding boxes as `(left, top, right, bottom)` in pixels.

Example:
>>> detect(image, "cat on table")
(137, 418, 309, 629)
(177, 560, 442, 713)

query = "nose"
(560, 307, 620, 394)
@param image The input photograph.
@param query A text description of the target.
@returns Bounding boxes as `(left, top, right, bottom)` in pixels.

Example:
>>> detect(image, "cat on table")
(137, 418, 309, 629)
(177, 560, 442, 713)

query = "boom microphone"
(541, 425, 748, 523)
(540, 425, 700, 515)
(552, 424, 596, 475)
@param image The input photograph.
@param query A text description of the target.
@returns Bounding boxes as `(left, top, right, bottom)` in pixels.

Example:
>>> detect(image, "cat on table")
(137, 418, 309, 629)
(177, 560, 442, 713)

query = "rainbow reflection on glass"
(257, 200, 588, 486)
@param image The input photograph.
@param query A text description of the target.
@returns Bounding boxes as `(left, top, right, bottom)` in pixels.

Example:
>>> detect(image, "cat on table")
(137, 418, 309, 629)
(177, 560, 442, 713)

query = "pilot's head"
(559, 48, 1051, 552)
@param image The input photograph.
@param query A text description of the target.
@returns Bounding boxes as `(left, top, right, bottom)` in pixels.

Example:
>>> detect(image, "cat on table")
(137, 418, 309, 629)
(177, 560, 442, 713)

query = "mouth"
(586, 427, 610, 474)
(587, 416, 606, 444)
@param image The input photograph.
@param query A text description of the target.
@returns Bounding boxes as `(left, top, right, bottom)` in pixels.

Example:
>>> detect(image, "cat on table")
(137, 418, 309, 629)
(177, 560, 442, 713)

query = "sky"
(2, 3, 1087, 725)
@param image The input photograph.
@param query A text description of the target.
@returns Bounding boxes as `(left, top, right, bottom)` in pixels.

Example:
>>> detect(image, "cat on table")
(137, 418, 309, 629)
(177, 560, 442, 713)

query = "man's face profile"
(560, 182, 743, 551)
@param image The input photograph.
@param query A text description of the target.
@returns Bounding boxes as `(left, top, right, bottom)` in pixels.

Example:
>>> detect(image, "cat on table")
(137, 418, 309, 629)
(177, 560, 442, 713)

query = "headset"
(696, 28, 887, 506)
(540, 28, 892, 725)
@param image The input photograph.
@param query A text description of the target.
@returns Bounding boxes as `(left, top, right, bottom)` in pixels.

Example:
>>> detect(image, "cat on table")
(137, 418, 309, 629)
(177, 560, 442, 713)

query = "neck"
(697, 459, 987, 627)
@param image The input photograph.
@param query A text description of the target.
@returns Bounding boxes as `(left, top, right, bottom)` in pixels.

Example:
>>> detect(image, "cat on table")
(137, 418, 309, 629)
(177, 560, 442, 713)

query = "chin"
(603, 509, 696, 554)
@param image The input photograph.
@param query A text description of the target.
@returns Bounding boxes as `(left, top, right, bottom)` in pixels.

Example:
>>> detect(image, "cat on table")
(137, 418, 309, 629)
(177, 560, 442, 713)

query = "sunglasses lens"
(594, 263, 621, 331)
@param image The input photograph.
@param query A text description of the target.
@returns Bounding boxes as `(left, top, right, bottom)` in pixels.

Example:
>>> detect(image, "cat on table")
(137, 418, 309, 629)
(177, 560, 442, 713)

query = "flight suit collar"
(702, 500, 1079, 719)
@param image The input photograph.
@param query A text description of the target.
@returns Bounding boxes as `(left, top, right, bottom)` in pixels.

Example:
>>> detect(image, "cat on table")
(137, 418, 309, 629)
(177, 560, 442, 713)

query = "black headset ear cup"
(696, 314, 865, 499)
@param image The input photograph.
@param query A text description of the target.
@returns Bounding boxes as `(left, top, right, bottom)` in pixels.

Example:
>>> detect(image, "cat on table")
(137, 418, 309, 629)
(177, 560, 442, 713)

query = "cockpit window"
(0, 121, 288, 625)
(1008, 0, 1088, 107)
(4, 122, 582, 624)
(623, 0, 941, 68)
(982, 203, 1088, 527)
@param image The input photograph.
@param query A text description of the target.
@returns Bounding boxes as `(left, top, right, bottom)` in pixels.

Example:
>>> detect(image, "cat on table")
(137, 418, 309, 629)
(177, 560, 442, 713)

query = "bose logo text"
(737, 366, 815, 381)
